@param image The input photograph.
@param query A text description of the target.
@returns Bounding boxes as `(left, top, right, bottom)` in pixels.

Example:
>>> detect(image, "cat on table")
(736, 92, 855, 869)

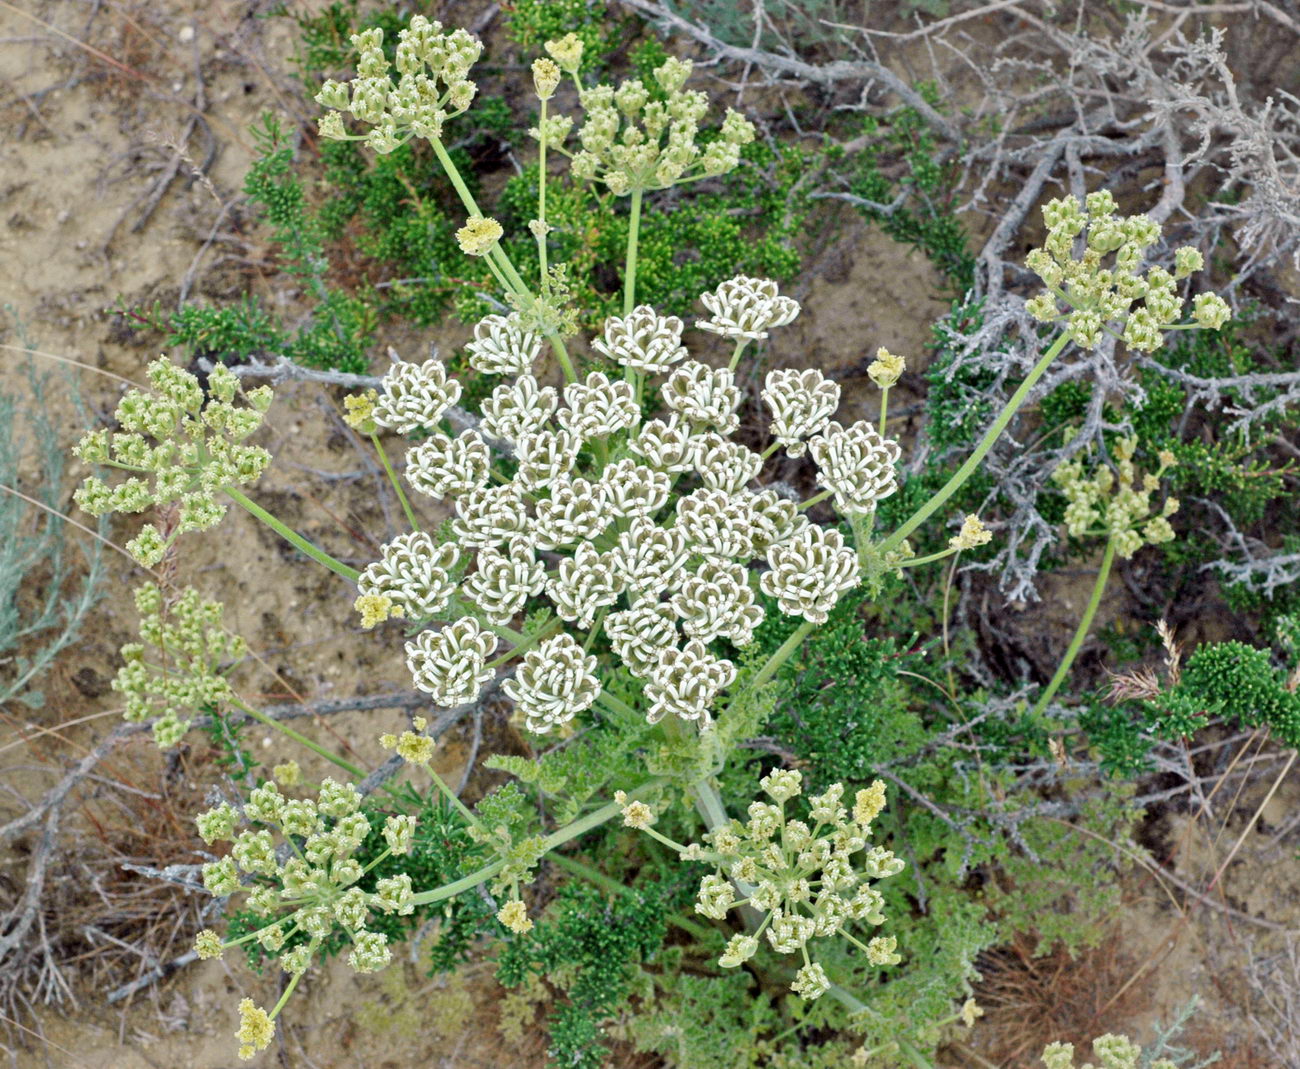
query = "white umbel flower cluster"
(355, 275, 905, 733)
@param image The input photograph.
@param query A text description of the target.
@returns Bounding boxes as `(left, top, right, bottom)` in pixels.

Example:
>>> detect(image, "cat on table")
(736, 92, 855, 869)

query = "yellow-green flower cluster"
(197, 778, 418, 984)
(1023, 191, 1230, 351)
(1051, 436, 1178, 558)
(546, 53, 756, 195)
(680, 770, 904, 1000)
(72, 358, 272, 566)
(314, 16, 483, 152)
(1042, 1033, 1177, 1069)
(113, 583, 245, 748)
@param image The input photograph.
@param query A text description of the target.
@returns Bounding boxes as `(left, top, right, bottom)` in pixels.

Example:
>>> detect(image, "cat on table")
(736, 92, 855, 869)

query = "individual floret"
(372, 358, 462, 434)
(502, 633, 601, 733)
(697, 276, 800, 340)
(808, 421, 901, 514)
(405, 617, 499, 705)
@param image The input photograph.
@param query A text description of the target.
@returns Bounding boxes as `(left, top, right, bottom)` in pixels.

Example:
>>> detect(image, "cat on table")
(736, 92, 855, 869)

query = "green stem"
(624, 187, 643, 317)
(1030, 533, 1117, 718)
(427, 765, 484, 834)
(231, 696, 364, 779)
(595, 691, 640, 719)
(410, 796, 631, 907)
(430, 136, 484, 218)
(901, 544, 960, 569)
(224, 487, 359, 583)
(879, 331, 1070, 555)
(537, 100, 549, 286)
(751, 620, 816, 691)
(726, 339, 749, 373)
(799, 488, 833, 512)
(409, 857, 507, 908)
(879, 386, 890, 438)
(269, 969, 304, 1021)
(370, 433, 419, 532)
(485, 618, 562, 670)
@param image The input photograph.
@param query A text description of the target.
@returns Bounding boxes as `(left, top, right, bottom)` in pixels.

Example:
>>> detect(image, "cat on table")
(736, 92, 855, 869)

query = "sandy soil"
(2, 1, 1296, 1068)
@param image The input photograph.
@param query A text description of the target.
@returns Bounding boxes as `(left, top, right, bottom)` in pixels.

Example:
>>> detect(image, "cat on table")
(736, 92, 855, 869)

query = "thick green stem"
(1030, 533, 1117, 718)
(624, 187, 643, 317)
(485, 617, 562, 670)
(269, 969, 304, 1020)
(726, 339, 749, 373)
(430, 136, 484, 218)
(224, 487, 359, 583)
(409, 858, 507, 908)
(879, 386, 890, 438)
(751, 620, 816, 691)
(879, 331, 1070, 556)
(370, 433, 419, 531)
(231, 696, 364, 779)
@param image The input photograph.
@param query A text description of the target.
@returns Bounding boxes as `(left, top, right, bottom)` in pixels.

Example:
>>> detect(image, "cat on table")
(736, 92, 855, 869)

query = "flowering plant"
(69, 16, 1232, 1064)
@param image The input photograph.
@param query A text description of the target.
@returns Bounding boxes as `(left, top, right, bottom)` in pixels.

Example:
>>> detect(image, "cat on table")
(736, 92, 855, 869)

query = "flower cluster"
(314, 17, 483, 151)
(194, 780, 418, 1057)
(678, 770, 904, 1000)
(1023, 191, 1230, 351)
(356, 275, 903, 734)
(1051, 436, 1178, 558)
(113, 583, 245, 748)
(546, 52, 757, 195)
(73, 359, 272, 566)
(1041, 1034, 1177, 1069)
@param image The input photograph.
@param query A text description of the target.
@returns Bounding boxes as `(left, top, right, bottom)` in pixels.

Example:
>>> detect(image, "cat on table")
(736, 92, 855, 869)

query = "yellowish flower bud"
(194, 929, 224, 960)
(456, 215, 504, 256)
(343, 389, 378, 433)
(950, 514, 992, 551)
(394, 730, 435, 765)
(235, 999, 275, 1061)
(615, 789, 656, 829)
(497, 899, 533, 934)
(852, 780, 887, 827)
(354, 592, 397, 630)
(544, 33, 584, 74)
(532, 58, 561, 100)
(272, 760, 301, 788)
(867, 347, 905, 389)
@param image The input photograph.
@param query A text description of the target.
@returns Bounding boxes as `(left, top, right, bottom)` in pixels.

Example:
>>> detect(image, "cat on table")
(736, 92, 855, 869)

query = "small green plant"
(0, 314, 104, 707)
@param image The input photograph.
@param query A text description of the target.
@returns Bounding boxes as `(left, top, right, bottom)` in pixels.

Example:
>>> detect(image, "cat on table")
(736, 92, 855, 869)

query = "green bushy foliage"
(154, 8, 807, 376)
(497, 882, 670, 1069)
(838, 89, 976, 292)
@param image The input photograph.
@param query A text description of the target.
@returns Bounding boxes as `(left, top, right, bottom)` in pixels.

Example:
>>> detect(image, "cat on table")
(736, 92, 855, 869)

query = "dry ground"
(2, 1, 1298, 1067)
